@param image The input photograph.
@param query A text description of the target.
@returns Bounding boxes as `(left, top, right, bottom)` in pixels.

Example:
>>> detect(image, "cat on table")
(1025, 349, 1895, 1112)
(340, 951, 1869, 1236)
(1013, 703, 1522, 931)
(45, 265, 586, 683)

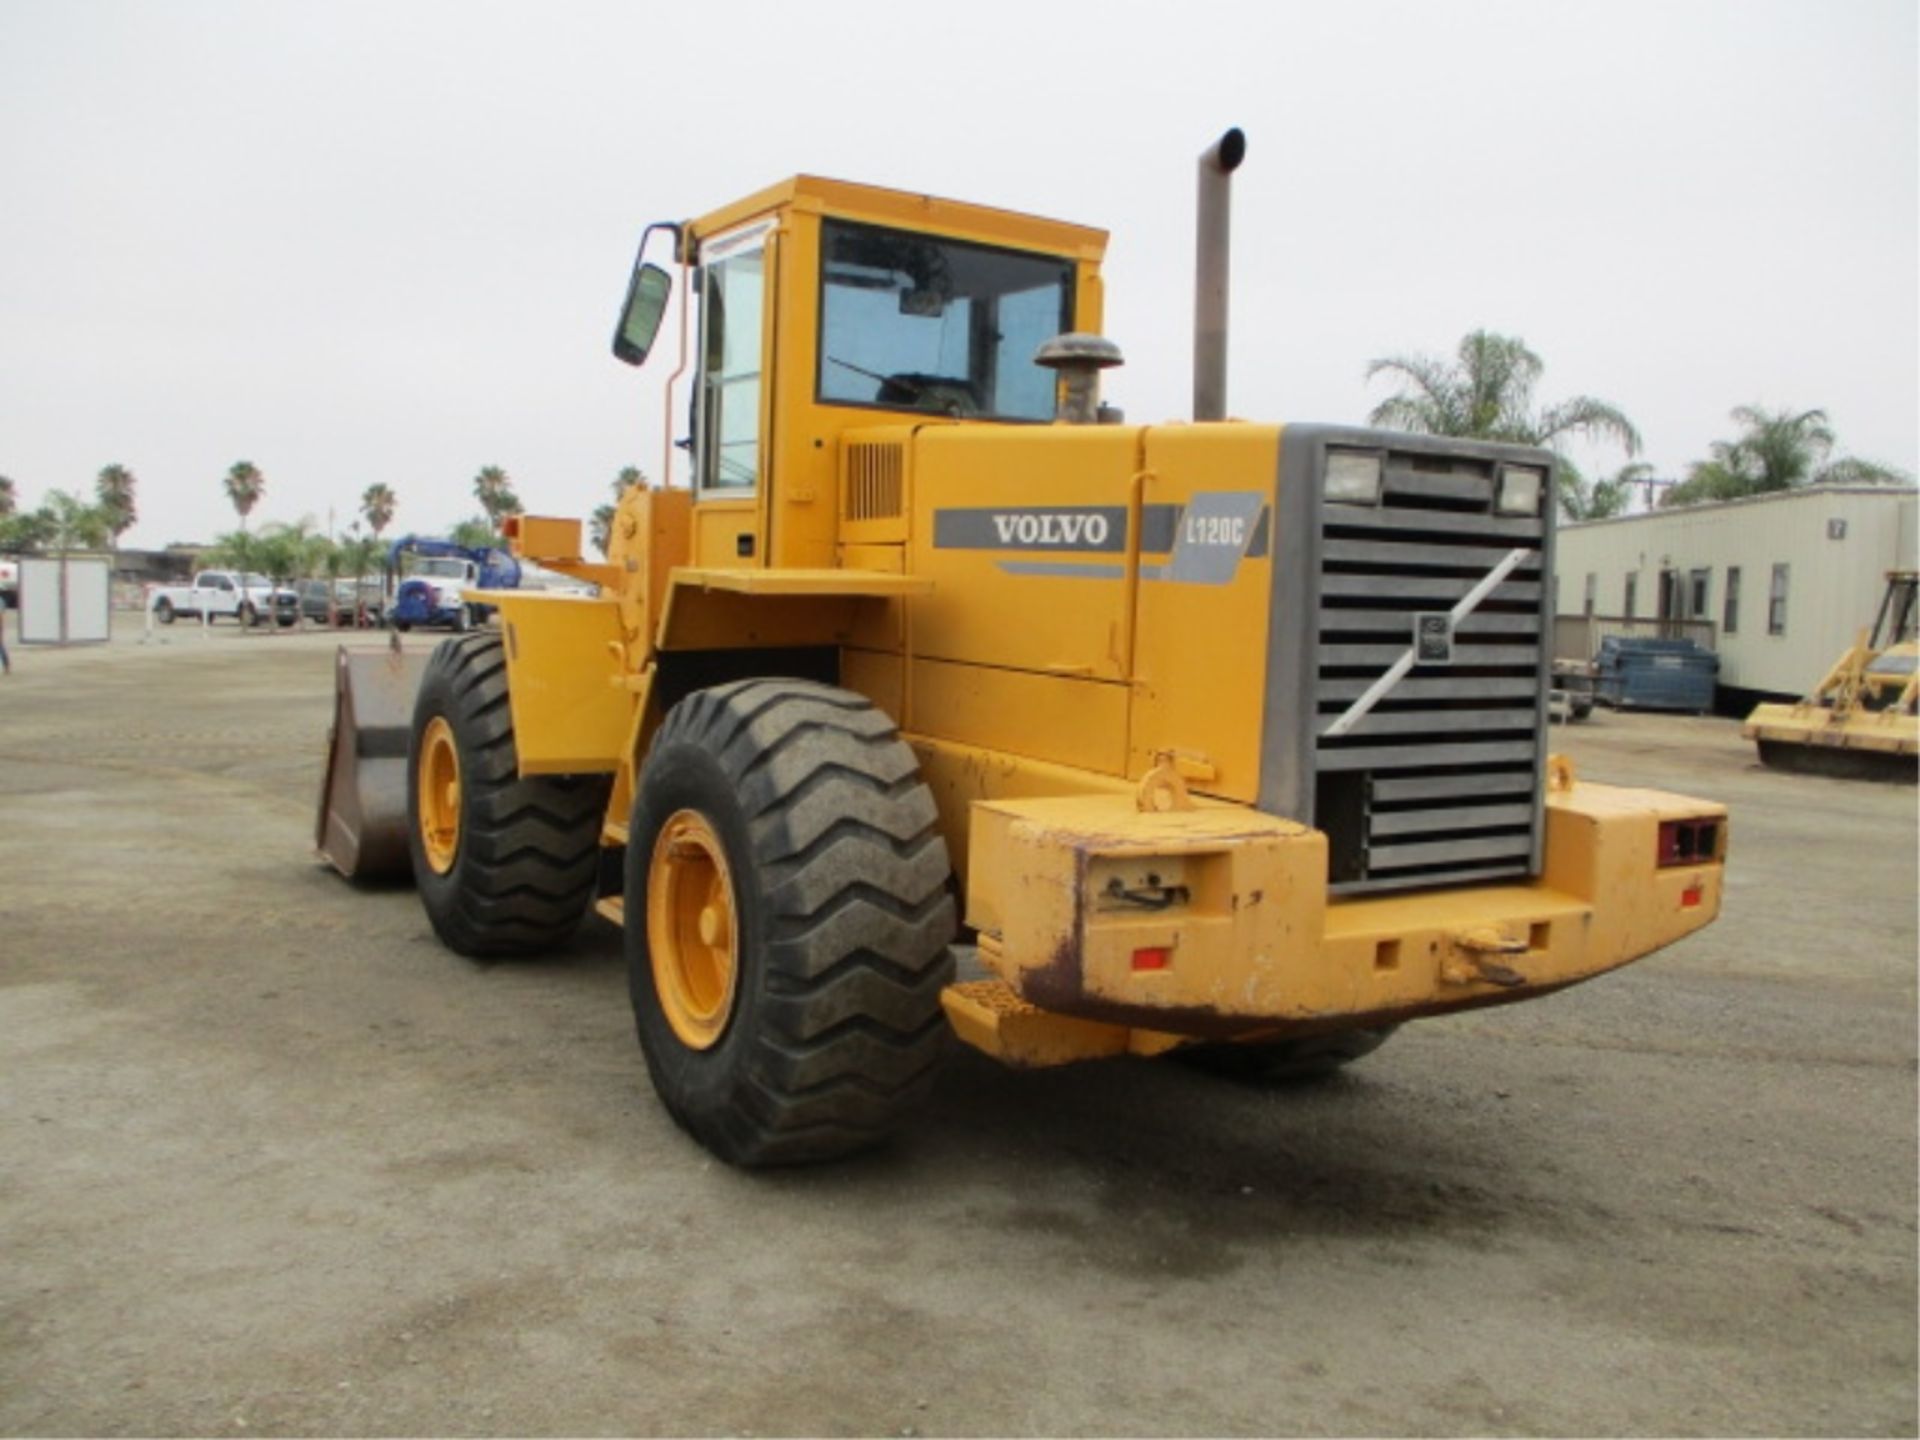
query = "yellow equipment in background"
(1743, 571, 1919, 781)
(318, 131, 1730, 1166)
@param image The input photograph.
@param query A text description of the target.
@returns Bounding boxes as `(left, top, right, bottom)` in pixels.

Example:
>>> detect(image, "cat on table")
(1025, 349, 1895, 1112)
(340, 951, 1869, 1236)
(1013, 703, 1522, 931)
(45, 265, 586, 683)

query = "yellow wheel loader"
(318, 131, 1729, 1166)
(1743, 570, 1918, 781)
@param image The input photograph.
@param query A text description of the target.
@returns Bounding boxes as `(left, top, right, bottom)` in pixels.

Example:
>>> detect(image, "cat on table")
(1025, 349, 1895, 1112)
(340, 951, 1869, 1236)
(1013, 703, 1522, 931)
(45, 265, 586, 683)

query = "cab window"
(697, 236, 766, 492)
(816, 219, 1072, 422)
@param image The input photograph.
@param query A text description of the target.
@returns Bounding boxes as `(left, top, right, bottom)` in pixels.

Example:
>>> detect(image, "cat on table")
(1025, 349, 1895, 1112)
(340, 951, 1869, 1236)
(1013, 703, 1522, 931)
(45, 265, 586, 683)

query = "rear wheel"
(627, 679, 956, 1166)
(154, 599, 175, 625)
(237, 601, 257, 627)
(1179, 1026, 1399, 1084)
(406, 632, 611, 956)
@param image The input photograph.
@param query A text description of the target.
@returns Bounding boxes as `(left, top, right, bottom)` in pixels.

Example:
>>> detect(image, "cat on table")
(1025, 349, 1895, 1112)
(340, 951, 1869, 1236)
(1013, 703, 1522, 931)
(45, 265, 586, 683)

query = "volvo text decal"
(934, 506, 1128, 553)
(933, 496, 1269, 585)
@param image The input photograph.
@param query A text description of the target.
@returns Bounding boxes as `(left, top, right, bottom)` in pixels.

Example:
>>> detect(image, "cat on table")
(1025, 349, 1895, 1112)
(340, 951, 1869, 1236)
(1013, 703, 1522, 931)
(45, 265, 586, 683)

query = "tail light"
(1658, 818, 1720, 868)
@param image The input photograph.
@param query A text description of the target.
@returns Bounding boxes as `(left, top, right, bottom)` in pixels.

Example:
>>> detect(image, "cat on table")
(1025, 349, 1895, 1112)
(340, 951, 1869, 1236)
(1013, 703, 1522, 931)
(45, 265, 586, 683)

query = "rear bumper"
(953, 777, 1725, 1059)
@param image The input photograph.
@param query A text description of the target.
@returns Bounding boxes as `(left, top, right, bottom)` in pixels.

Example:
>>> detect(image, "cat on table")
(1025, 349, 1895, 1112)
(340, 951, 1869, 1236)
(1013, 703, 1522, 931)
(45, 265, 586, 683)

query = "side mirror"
(613, 262, 673, 366)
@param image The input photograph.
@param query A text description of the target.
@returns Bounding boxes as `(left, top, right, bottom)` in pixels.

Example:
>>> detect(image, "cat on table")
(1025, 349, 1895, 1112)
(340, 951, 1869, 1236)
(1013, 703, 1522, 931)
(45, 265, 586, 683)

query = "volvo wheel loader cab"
(317, 131, 1730, 1166)
(1743, 570, 1919, 781)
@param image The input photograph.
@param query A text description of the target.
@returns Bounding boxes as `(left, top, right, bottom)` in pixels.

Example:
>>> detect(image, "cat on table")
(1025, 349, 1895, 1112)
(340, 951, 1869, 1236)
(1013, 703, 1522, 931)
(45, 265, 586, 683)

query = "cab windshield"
(816, 219, 1073, 422)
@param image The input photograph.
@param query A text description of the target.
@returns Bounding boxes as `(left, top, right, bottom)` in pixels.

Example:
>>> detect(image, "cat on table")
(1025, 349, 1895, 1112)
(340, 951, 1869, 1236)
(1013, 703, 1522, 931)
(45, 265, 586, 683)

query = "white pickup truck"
(149, 570, 299, 627)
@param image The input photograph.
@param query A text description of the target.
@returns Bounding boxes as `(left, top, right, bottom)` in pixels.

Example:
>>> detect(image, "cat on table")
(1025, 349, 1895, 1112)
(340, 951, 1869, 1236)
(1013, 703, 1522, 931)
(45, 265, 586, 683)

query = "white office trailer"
(1555, 486, 1918, 698)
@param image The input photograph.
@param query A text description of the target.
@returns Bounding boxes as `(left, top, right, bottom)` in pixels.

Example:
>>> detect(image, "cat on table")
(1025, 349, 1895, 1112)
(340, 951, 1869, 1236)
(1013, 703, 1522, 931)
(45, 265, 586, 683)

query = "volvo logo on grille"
(1414, 612, 1454, 665)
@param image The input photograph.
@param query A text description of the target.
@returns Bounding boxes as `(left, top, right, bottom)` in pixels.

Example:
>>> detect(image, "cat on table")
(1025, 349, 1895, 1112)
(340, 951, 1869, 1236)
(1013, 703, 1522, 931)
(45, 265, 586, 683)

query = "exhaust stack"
(1194, 127, 1246, 422)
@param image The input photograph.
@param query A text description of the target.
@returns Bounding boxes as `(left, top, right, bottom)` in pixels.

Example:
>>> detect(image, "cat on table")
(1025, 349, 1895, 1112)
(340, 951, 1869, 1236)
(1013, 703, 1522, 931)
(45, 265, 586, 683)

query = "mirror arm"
(629, 221, 682, 294)
(662, 251, 693, 487)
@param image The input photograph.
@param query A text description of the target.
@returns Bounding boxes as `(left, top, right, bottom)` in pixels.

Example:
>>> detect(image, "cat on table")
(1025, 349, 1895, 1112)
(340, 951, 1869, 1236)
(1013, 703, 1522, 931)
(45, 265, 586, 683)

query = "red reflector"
(1131, 946, 1171, 972)
(1681, 883, 1704, 909)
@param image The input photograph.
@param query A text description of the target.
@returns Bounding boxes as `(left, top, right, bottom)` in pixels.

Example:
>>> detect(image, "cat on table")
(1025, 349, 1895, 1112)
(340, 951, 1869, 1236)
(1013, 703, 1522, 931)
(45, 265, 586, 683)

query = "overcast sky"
(2, 0, 1914, 549)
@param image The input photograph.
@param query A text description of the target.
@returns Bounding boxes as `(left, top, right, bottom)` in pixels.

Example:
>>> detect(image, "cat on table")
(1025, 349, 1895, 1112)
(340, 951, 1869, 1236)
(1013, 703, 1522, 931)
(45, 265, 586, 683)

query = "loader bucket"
(1745, 702, 1919, 784)
(317, 646, 432, 879)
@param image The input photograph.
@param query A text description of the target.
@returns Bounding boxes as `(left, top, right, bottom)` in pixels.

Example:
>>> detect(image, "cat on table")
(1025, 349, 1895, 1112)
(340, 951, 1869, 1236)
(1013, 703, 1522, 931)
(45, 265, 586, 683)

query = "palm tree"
(1366, 330, 1641, 515)
(1662, 406, 1911, 506)
(224, 461, 266, 530)
(254, 522, 306, 588)
(473, 466, 521, 531)
(448, 515, 498, 550)
(590, 504, 617, 557)
(337, 527, 381, 627)
(209, 528, 264, 577)
(40, 490, 112, 553)
(1562, 461, 1647, 521)
(1818, 457, 1912, 486)
(360, 482, 397, 538)
(95, 464, 137, 554)
(0, 508, 53, 552)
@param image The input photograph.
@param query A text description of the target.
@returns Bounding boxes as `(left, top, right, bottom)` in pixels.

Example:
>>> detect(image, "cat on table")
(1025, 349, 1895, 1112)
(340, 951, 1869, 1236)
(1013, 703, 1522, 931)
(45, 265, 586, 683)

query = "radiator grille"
(1313, 449, 1548, 893)
(845, 441, 905, 522)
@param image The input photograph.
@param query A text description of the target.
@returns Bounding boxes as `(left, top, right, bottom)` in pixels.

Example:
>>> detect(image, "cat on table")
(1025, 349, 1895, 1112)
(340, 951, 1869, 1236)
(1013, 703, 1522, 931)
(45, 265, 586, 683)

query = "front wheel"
(627, 679, 957, 1166)
(405, 633, 610, 956)
(453, 604, 473, 633)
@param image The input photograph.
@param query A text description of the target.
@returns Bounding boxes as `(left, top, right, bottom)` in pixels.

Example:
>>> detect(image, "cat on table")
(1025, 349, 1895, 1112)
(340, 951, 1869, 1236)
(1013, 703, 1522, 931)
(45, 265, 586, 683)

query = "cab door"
(691, 220, 775, 569)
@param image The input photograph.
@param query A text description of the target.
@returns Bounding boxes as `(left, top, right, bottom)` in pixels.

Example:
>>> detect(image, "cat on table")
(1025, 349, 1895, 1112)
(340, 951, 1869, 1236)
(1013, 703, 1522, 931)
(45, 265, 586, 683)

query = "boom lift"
(318, 131, 1729, 1165)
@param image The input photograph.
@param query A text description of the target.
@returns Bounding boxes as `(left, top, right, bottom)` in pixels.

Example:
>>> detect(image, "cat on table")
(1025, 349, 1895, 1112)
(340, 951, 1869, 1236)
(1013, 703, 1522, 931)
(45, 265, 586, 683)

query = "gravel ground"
(1, 618, 1914, 1437)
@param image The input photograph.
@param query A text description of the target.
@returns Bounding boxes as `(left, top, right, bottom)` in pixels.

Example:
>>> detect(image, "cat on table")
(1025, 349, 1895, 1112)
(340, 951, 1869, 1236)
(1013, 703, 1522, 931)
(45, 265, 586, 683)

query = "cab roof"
(684, 175, 1108, 263)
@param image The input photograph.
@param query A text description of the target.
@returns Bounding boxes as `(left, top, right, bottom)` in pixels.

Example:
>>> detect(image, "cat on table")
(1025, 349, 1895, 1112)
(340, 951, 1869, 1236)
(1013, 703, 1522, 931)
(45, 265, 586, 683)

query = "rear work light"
(1658, 818, 1720, 868)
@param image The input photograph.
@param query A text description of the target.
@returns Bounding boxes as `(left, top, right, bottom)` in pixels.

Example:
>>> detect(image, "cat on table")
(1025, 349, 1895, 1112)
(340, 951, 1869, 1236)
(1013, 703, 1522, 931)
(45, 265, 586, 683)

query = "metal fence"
(1554, 614, 1718, 664)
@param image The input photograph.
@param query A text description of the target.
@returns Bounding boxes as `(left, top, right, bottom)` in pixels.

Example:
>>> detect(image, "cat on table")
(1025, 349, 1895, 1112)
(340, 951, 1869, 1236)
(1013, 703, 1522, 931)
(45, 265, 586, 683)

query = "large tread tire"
(1178, 1025, 1399, 1085)
(627, 678, 957, 1167)
(406, 632, 611, 957)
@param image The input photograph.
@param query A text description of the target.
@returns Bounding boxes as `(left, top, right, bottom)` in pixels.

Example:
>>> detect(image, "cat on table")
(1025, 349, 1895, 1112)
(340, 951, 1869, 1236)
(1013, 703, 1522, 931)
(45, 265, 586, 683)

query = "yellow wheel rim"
(647, 809, 739, 1050)
(418, 715, 462, 875)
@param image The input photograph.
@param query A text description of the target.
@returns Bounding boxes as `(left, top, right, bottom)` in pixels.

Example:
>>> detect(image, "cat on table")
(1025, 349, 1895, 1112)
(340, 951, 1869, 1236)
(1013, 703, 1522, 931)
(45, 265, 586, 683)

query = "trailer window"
(1623, 572, 1638, 620)
(1689, 568, 1711, 619)
(1769, 564, 1789, 636)
(1724, 566, 1740, 635)
(817, 219, 1073, 423)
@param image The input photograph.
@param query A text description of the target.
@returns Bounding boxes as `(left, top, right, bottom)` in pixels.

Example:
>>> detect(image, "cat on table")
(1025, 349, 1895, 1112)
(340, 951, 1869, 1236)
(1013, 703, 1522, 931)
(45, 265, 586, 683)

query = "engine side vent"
(845, 441, 905, 522)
